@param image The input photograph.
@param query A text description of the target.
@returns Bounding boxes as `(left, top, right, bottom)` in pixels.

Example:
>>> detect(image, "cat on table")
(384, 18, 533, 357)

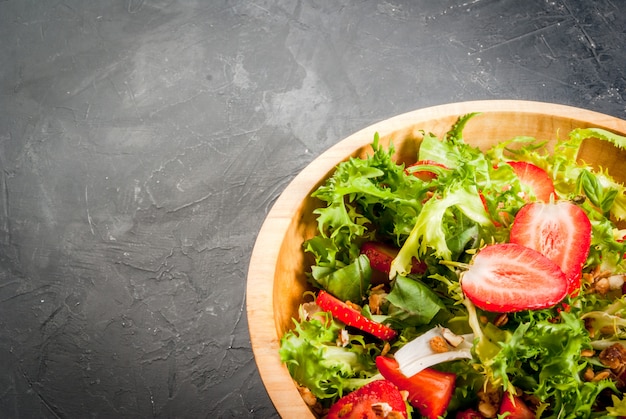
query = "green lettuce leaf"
(489, 311, 616, 418)
(290, 116, 626, 416)
(390, 181, 492, 277)
(309, 254, 372, 303)
(279, 309, 380, 402)
(305, 134, 430, 297)
(385, 275, 446, 327)
(487, 127, 626, 222)
(607, 394, 626, 416)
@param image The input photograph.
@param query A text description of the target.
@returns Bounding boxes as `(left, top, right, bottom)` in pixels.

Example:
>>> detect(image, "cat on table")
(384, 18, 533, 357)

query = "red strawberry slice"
(508, 161, 556, 202)
(376, 356, 455, 419)
(460, 243, 568, 312)
(509, 201, 592, 295)
(360, 241, 426, 276)
(499, 394, 535, 419)
(316, 290, 397, 340)
(326, 380, 408, 419)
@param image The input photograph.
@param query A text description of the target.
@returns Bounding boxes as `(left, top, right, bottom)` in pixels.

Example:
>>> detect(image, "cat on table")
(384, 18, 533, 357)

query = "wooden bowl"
(246, 100, 626, 418)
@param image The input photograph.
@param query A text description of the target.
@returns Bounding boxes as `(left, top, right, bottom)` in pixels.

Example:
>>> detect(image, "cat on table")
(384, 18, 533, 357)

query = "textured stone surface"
(0, 0, 624, 417)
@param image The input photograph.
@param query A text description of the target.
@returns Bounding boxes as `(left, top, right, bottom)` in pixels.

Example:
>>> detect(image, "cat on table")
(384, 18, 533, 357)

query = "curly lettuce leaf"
(294, 117, 626, 415)
(418, 113, 481, 168)
(581, 297, 626, 348)
(607, 394, 626, 416)
(487, 127, 626, 222)
(489, 311, 616, 418)
(485, 127, 626, 274)
(305, 134, 430, 297)
(279, 308, 380, 402)
(586, 218, 626, 273)
(462, 297, 509, 370)
(390, 181, 492, 277)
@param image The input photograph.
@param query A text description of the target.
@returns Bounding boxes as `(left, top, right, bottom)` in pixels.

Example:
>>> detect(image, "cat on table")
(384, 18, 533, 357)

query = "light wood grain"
(246, 100, 626, 418)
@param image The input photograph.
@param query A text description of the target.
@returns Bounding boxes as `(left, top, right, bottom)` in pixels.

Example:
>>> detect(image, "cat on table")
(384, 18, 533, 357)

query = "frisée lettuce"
(280, 113, 626, 418)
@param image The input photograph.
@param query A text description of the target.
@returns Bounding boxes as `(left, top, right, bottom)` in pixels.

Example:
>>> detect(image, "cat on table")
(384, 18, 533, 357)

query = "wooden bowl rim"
(246, 99, 626, 418)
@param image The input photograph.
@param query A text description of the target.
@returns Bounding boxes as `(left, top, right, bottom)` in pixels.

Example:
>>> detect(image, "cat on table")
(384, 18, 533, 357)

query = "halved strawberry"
(508, 161, 556, 202)
(316, 290, 397, 340)
(499, 394, 535, 419)
(360, 241, 426, 276)
(509, 201, 592, 295)
(376, 356, 456, 419)
(405, 160, 449, 181)
(326, 380, 408, 419)
(460, 243, 568, 312)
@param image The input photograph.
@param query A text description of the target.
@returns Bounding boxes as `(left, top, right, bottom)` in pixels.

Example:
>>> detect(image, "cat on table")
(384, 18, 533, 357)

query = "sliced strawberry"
(406, 160, 449, 181)
(376, 356, 455, 419)
(508, 161, 556, 202)
(509, 201, 592, 295)
(360, 241, 426, 276)
(460, 243, 568, 313)
(326, 380, 408, 419)
(499, 394, 535, 419)
(316, 290, 397, 340)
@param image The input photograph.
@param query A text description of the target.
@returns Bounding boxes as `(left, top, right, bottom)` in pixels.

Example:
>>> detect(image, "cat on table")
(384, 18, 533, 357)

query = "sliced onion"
(395, 326, 474, 377)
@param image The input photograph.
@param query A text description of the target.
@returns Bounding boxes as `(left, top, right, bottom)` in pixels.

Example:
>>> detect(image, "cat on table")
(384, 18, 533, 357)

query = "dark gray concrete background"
(1, 1, 624, 418)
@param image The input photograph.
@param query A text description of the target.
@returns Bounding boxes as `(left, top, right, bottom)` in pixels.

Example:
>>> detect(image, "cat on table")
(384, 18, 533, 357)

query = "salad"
(279, 114, 626, 419)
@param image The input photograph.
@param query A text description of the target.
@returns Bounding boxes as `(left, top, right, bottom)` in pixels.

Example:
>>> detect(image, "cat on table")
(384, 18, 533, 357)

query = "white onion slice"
(395, 326, 474, 377)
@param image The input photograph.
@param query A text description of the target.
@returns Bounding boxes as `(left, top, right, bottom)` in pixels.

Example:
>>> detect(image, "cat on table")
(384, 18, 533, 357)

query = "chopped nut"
(609, 274, 625, 290)
(346, 300, 361, 311)
(301, 301, 322, 321)
(477, 381, 501, 418)
(371, 402, 392, 417)
(336, 328, 350, 347)
(594, 277, 610, 295)
(600, 325, 617, 335)
(380, 341, 391, 357)
(493, 313, 509, 327)
(441, 327, 465, 347)
(580, 349, 595, 357)
(368, 292, 387, 314)
(429, 335, 449, 353)
(599, 343, 626, 370)
(592, 370, 612, 382)
(584, 318, 596, 338)
(583, 367, 595, 382)
(369, 402, 405, 418)
(478, 400, 498, 418)
(586, 267, 620, 295)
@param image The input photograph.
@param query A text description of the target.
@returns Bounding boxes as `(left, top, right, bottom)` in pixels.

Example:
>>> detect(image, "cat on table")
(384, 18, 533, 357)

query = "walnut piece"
(599, 343, 626, 371)
(429, 335, 449, 353)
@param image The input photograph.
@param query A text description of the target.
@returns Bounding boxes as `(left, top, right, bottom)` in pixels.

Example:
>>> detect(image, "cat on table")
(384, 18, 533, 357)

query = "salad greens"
(279, 113, 626, 418)
(279, 303, 381, 400)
